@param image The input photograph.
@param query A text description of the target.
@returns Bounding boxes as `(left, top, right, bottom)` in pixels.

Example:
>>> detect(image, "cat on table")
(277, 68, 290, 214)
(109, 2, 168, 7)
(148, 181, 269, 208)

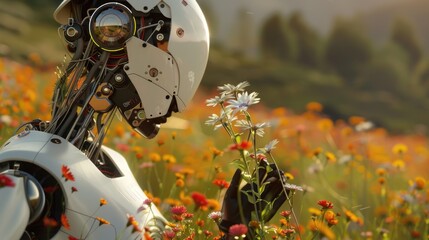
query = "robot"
(0, 0, 209, 239)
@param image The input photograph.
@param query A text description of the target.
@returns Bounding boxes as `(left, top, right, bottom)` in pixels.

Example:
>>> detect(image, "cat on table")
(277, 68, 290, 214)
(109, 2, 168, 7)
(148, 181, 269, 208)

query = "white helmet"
(52, 0, 209, 138)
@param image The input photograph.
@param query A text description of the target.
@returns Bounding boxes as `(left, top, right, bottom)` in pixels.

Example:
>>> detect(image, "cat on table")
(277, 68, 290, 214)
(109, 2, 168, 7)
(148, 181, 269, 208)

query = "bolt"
(156, 33, 164, 41)
(149, 68, 159, 77)
(101, 85, 112, 95)
(177, 28, 184, 38)
(114, 73, 124, 83)
(137, 110, 145, 120)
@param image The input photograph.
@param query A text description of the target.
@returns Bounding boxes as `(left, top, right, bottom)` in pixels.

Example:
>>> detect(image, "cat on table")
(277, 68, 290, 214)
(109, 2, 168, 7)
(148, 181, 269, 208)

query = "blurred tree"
(390, 17, 423, 69)
(288, 11, 321, 68)
(325, 18, 372, 82)
(358, 58, 406, 93)
(230, 7, 255, 57)
(259, 13, 295, 62)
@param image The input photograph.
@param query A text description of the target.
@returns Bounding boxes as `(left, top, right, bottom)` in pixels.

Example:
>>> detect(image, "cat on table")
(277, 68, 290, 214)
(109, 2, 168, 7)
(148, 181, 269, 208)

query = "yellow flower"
(308, 207, 322, 216)
(308, 220, 335, 240)
(325, 152, 336, 163)
(392, 143, 408, 155)
(162, 154, 176, 164)
(343, 207, 363, 225)
(179, 191, 193, 205)
(284, 172, 294, 180)
(392, 159, 405, 170)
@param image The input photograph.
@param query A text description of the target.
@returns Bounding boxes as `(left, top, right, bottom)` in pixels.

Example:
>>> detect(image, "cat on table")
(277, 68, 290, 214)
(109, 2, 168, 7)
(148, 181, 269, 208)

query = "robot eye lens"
(89, 3, 135, 52)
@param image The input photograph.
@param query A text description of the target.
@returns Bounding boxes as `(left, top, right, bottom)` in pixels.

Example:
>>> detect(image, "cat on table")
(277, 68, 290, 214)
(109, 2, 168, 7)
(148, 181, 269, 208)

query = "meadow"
(0, 56, 428, 239)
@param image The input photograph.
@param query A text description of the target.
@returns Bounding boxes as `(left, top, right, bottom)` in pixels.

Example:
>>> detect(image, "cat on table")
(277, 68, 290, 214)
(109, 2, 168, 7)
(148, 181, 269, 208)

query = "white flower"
(208, 211, 222, 222)
(206, 93, 232, 107)
(205, 113, 224, 130)
(355, 121, 374, 132)
(205, 109, 237, 130)
(235, 120, 270, 137)
(264, 139, 279, 153)
(218, 81, 250, 95)
(227, 91, 260, 113)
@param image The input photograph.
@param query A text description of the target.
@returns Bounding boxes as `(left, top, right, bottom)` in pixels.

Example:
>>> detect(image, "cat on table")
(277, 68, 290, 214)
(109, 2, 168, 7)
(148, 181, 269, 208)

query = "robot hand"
(219, 161, 288, 239)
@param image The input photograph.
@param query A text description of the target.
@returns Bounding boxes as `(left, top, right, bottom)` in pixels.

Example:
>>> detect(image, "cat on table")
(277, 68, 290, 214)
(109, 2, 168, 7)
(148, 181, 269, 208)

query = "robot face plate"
(53, 0, 209, 137)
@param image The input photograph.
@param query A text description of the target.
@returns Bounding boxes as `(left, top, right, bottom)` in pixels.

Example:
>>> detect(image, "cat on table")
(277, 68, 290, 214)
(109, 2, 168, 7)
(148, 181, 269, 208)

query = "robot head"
(51, 0, 209, 138)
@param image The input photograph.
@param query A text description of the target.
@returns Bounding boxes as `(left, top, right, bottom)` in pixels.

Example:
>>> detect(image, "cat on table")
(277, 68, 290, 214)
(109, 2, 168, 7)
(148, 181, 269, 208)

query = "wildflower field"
(1, 57, 429, 239)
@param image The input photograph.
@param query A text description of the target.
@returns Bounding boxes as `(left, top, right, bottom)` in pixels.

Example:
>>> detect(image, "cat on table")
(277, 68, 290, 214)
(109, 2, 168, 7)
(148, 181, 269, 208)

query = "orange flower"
(61, 165, 75, 182)
(175, 179, 185, 188)
(414, 177, 426, 190)
(61, 213, 71, 230)
(126, 214, 141, 233)
(324, 210, 338, 226)
(306, 102, 323, 112)
(100, 198, 108, 206)
(96, 217, 110, 226)
(212, 179, 229, 189)
(149, 153, 161, 162)
(211, 147, 223, 158)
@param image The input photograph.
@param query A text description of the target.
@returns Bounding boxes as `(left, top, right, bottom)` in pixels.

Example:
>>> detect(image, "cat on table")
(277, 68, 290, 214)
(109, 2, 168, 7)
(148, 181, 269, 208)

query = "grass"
(1, 58, 429, 239)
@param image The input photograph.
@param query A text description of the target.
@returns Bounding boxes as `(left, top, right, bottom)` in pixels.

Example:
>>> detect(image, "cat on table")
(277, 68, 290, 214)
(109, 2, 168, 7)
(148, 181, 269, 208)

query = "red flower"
(61, 213, 70, 230)
(229, 224, 248, 237)
(44, 185, 59, 193)
(43, 217, 58, 228)
(228, 141, 252, 151)
(191, 192, 208, 208)
(212, 179, 230, 189)
(71, 186, 78, 193)
(171, 205, 187, 215)
(0, 174, 15, 188)
(280, 210, 292, 218)
(61, 165, 75, 182)
(317, 200, 334, 209)
(68, 236, 79, 240)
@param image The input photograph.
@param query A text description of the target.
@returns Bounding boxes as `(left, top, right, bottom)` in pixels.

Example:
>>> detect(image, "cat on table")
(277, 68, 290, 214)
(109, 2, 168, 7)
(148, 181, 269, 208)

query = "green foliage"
(390, 17, 423, 69)
(325, 18, 373, 82)
(259, 13, 296, 62)
(287, 11, 321, 68)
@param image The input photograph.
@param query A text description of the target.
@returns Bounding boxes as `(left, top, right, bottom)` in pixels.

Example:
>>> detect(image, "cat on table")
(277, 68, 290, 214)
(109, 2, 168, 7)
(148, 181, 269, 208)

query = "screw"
(156, 33, 164, 41)
(177, 28, 184, 38)
(114, 74, 124, 83)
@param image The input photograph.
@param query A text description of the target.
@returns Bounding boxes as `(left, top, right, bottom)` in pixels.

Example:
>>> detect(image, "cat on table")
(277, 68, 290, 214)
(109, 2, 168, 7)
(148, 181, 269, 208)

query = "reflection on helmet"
(47, 0, 209, 160)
